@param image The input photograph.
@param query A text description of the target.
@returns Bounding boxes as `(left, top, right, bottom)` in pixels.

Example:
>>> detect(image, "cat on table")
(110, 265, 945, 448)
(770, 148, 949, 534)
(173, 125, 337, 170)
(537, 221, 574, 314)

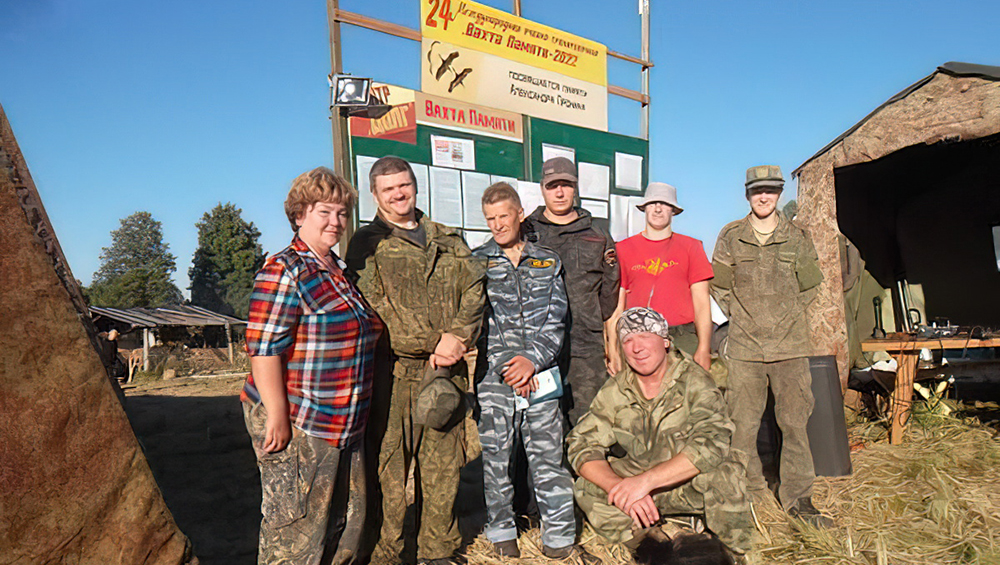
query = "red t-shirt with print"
(617, 232, 714, 326)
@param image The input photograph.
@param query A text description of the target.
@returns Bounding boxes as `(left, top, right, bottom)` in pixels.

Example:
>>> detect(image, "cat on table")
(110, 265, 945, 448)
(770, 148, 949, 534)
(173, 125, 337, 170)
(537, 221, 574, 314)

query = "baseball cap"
(541, 157, 577, 187)
(414, 374, 462, 430)
(637, 182, 684, 215)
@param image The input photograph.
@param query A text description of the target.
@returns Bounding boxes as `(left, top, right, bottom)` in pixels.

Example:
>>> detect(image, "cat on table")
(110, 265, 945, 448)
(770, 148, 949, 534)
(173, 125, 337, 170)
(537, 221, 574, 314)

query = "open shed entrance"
(834, 132, 1000, 330)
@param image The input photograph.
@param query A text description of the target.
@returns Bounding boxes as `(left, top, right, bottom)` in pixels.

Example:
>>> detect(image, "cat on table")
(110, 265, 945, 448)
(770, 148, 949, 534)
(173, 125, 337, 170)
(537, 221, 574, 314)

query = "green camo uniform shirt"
(566, 350, 735, 478)
(352, 215, 486, 359)
(710, 212, 823, 363)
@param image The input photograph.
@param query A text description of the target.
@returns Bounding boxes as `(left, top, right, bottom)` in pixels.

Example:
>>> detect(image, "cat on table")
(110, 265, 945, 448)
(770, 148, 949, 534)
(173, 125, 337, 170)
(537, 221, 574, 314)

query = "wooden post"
(226, 323, 234, 364)
(640, 0, 650, 140)
(142, 328, 151, 372)
(327, 0, 354, 257)
(890, 348, 918, 445)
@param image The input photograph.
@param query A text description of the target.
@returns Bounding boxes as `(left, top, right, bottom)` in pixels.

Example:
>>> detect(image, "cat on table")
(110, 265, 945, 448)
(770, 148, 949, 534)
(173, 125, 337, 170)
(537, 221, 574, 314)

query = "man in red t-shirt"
(607, 182, 714, 373)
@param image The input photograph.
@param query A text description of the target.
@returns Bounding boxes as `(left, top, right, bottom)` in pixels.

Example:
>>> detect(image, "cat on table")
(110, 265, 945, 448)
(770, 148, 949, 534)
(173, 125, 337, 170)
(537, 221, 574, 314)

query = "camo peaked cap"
(617, 307, 671, 343)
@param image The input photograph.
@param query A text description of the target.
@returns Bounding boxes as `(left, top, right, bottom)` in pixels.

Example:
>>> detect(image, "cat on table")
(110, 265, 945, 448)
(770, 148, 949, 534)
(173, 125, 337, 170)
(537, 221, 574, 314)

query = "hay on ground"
(464, 402, 1000, 565)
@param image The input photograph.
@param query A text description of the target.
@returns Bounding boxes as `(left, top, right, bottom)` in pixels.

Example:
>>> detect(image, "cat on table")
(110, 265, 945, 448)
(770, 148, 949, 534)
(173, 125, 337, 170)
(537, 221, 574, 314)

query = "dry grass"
(465, 402, 1000, 565)
(465, 523, 632, 565)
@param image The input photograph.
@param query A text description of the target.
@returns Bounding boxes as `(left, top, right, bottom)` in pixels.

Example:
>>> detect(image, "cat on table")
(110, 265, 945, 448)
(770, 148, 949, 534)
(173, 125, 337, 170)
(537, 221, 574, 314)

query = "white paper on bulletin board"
(411, 163, 431, 214)
(356, 155, 379, 222)
(615, 152, 643, 191)
(463, 230, 492, 249)
(517, 181, 543, 216)
(461, 171, 491, 229)
(610, 194, 645, 241)
(429, 166, 463, 227)
(542, 143, 575, 163)
(490, 175, 519, 188)
(431, 135, 475, 170)
(629, 198, 645, 234)
(581, 198, 609, 219)
(578, 162, 610, 200)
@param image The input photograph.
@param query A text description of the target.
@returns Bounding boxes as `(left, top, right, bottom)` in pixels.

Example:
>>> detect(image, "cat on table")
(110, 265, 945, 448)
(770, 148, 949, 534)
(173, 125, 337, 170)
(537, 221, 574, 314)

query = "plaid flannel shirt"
(241, 236, 383, 447)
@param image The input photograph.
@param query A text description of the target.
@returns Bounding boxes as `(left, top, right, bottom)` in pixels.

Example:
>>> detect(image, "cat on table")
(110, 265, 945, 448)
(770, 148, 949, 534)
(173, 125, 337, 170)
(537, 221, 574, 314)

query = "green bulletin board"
(525, 117, 649, 193)
(351, 125, 523, 179)
(350, 116, 649, 243)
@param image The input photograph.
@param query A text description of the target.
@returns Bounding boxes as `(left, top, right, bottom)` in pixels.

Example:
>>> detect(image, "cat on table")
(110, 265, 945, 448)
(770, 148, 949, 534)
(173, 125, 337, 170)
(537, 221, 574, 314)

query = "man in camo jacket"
(567, 307, 754, 556)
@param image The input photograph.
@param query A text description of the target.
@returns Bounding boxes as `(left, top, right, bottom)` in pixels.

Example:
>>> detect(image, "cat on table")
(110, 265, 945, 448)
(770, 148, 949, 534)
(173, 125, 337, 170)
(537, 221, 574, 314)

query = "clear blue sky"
(2, 0, 997, 297)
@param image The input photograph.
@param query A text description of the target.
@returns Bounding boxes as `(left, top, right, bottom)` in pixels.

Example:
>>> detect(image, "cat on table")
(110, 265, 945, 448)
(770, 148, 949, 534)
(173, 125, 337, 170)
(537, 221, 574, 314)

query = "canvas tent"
(793, 62, 1000, 388)
(0, 104, 195, 563)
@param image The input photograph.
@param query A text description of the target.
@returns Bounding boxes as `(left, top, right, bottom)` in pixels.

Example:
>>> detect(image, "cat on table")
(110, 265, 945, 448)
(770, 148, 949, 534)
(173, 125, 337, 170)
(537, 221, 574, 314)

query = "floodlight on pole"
(330, 74, 370, 106)
(328, 74, 391, 119)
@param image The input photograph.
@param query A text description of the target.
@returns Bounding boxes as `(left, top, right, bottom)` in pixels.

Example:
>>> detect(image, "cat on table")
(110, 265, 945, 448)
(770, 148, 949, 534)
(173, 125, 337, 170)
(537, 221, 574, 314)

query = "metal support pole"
(639, 0, 650, 140)
(327, 0, 355, 256)
(513, 0, 521, 16)
(226, 323, 234, 364)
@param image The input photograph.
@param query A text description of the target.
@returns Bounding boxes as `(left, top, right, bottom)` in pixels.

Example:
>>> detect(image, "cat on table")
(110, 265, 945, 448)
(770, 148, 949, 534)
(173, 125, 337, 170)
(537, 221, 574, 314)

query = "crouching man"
(566, 307, 754, 556)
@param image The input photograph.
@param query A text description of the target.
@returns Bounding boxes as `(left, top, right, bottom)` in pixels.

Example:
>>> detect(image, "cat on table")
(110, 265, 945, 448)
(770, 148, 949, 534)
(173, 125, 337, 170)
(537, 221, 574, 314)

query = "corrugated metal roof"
(792, 61, 1000, 178)
(90, 305, 246, 329)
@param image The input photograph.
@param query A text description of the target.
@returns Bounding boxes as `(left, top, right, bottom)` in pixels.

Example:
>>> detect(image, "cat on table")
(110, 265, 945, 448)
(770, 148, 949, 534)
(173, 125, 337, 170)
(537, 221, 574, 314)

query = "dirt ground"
(124, 375, 488, 565)
(124, 375, 260, 565)
(123, 374, 1000, 565)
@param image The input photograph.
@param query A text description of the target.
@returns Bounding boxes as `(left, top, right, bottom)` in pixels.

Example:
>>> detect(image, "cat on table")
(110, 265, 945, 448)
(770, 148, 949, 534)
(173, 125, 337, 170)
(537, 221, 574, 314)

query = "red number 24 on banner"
(425, 0, 455, 30)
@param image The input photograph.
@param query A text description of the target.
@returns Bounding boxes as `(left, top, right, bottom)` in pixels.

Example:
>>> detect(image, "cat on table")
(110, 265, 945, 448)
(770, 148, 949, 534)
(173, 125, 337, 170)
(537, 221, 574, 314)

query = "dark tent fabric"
(834, 132, 1000, 326)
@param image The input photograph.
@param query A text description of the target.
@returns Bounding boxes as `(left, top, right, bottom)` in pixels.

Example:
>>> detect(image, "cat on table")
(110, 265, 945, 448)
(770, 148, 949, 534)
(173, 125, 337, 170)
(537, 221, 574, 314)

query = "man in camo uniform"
(567, 307, 754, 556)
(710, 165, 831, 527)
(346, 156, 486, 565)
(472, 183, 595, 562)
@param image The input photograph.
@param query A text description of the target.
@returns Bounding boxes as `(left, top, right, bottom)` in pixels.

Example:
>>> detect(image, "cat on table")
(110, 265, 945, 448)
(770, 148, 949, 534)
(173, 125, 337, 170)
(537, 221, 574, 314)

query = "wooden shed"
(792, 62, 1000, 389)
(90, 304, 247, 371)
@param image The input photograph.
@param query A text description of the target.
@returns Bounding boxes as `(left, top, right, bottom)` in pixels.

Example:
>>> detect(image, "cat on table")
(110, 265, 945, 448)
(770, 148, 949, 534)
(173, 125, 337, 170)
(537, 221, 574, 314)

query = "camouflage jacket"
(473, 238, 568, 407)
(566, 350, 734, 477)
(523, 207, 620, 358)
(345, 211, 486, 364)
(710, 212, 823, 363)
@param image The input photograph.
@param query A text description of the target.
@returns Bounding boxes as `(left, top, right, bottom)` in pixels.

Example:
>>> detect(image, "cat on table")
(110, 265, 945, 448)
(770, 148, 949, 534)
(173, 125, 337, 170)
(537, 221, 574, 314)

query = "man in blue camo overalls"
(473, 182, 597, 563)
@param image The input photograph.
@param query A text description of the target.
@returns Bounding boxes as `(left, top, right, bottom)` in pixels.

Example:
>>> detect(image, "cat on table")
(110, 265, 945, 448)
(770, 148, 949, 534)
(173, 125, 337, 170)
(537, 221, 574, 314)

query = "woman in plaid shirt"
(241, 167, 384, 564)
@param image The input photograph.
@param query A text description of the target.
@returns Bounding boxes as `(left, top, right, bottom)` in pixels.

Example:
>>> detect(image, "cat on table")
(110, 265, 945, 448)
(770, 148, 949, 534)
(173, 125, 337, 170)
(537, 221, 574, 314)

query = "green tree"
(189, 202, 265, 319)
(783, 199, 798, 220)
(89, 211, 184, 308)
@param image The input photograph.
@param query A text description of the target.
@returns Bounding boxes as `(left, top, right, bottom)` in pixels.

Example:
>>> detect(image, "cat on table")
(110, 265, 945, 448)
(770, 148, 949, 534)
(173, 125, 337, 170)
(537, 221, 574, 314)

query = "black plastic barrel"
(806, 355, 852, 476)
(756, 355, 853, 481)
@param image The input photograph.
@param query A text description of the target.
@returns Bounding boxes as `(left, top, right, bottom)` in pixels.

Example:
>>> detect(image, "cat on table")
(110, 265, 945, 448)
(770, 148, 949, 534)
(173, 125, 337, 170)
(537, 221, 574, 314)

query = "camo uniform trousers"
(244, 401, 366, 565)
(373, 359, 466, 564)
(564, 353, 609, 426)
(479, 398, 575, 549)
(726, 357, 815, 508)
(668, 322, 699, 358)
(574, 458, 754, 554)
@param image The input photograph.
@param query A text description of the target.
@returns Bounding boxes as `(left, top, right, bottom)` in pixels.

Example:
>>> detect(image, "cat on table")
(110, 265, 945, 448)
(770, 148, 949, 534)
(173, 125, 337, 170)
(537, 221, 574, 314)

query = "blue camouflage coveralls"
(473, 238, 576, 550)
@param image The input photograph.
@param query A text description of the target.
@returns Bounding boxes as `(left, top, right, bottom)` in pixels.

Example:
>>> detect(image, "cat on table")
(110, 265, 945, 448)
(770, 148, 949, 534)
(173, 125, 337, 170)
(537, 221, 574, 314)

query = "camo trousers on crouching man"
(574, 457, 755, 554)
(244, 400, 366, 565)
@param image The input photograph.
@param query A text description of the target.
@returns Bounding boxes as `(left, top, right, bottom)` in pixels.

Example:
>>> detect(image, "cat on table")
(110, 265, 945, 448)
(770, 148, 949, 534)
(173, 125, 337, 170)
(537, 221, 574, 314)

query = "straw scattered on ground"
(465, 402, 1000, 565)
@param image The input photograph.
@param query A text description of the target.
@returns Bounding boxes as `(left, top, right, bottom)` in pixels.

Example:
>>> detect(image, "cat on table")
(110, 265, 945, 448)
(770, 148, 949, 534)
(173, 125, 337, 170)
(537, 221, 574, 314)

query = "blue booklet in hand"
(514, 366, 563, 409)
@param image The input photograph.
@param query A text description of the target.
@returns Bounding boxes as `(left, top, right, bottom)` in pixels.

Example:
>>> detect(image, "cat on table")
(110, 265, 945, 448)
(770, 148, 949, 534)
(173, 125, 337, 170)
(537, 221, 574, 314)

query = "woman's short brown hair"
(284, 167, 358, 231)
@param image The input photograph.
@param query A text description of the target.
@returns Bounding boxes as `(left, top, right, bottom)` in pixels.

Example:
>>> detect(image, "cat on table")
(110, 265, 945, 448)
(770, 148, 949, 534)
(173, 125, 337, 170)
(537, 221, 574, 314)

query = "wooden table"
(862, 336, 1000, 444)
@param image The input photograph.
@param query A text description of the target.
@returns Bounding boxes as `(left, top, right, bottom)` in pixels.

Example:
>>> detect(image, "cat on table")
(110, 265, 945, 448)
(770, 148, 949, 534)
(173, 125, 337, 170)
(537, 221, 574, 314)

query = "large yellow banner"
(421, 0, 607, 87)
(422, 39, 607, 131)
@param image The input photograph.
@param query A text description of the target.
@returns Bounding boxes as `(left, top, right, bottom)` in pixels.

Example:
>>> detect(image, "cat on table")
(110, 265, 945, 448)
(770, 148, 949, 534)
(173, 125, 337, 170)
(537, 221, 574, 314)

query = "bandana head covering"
(617, 307, 670, 344)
